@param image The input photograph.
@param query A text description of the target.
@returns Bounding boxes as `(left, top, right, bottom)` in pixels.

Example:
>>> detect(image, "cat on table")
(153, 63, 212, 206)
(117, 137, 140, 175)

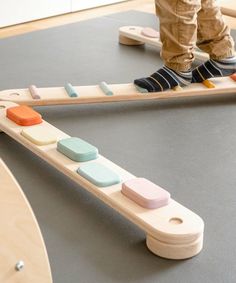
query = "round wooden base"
(146, 233, 203, 260)
(0, 160, 52, 283)
(119, 34, 144, 46)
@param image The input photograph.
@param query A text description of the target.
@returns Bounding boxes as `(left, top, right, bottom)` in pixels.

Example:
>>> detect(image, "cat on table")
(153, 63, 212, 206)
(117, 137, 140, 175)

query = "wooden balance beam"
(0, 75, 236, 107)
(0, 159, 52, 283)
(0, 101, 204, 260)
(119, 26, 236, 61)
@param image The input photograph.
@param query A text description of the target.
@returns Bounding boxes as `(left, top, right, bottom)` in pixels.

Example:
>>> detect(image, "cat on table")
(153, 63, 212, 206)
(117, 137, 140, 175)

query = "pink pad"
(122, 178, 170, 209)
(141, 27, 159, 38)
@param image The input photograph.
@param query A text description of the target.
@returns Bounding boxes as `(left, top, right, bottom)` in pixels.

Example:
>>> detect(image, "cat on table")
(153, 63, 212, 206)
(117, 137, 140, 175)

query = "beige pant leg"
(196, 0, 235, 59)
(155, 0, 201, 71)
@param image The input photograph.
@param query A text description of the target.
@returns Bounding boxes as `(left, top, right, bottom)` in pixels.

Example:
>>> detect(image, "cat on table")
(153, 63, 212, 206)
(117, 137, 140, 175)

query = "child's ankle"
(134, 66, 192, 93)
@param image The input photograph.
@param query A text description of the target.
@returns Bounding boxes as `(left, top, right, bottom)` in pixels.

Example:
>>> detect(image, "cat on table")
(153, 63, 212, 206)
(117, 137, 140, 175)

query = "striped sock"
(192, 56, 236, 83)
(134, 66, 192, 92)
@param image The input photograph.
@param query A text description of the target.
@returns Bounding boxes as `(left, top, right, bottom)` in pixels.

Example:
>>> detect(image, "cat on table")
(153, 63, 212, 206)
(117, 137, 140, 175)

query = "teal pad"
(57, 137, 98, 162)
(65, 83, 78, 97)
(77, 162, 121, 187)
(99, 81, 113, 96)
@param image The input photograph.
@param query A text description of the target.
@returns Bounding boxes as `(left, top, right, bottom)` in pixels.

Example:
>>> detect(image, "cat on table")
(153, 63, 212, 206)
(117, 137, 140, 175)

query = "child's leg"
(192, 0, 236, 82)
(134, 0, 201, 92)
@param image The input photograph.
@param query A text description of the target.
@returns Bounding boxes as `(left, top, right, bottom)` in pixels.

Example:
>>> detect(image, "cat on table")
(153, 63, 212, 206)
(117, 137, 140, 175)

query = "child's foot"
(134, 66, 192, 92)
(192, 56, 236, 83)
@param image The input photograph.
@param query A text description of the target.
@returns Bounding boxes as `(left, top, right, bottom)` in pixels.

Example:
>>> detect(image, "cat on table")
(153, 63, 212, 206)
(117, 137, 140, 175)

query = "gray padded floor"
(0, 11, 236, 283)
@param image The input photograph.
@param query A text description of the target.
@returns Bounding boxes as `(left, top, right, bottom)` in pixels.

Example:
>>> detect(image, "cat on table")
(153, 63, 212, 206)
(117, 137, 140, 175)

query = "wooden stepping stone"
(21, 125, 58, 145)
(122, 178, 170, 209)
(7, 105, 42, 126)
(77, 162, 121, 187)
(57, 137, 98, 162)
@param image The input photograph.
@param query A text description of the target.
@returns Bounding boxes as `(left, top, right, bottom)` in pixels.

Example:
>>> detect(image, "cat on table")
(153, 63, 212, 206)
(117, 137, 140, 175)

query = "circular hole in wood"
(0, 105, 6, 109)
(169, 217, 183, 225)
(9, 92, 20, 96)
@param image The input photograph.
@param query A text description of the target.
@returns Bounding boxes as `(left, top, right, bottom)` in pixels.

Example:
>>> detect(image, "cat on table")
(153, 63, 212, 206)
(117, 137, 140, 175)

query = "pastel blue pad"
(65, 83, 78, 97)
(57, 137, 98, 162)
(77, 162, 121, 187)
(99, 81, 113, 96)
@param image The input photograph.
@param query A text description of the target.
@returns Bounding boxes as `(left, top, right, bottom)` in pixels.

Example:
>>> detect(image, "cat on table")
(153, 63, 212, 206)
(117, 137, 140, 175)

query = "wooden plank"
(0, 77, 236, 107)
(221, 7, 236, 18)
(119, 26, 208, 60)
(0, 159, 52, 283)
(0, 101, 204, 259)
(119, 26, 236, 61)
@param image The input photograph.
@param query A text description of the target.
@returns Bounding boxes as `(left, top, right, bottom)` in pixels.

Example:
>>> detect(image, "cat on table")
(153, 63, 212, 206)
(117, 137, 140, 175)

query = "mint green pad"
(65, 83, 78, 97)
(77, 162, 121, 187)
(99, 81, 113, 96)
(57, 137, 98, 162)
(135, 85, 148, 93)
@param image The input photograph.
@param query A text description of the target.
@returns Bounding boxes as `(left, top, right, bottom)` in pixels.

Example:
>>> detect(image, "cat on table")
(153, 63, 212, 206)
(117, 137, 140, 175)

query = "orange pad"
(230, 73, 236, 82)
(6, 105, 42, 126)
(202, 80, 215, 88)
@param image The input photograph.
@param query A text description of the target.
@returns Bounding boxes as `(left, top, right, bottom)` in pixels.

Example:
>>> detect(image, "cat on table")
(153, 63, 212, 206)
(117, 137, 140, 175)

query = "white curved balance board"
(0, 101, 204, 260)
(119, 26, 236, 61)
(0, 159, 52, 283)
(0, 76, 236, 107)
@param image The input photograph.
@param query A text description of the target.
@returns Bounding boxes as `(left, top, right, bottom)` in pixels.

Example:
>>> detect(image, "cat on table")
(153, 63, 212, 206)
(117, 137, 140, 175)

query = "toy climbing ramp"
(0, 159, 52, 283)
(0, 75, 236, 107)
(0, 101, 204, 260)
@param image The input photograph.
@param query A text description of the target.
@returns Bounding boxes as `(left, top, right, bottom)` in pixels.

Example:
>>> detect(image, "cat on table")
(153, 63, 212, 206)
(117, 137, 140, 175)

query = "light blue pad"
(64, 83, 78, 97)
(57, 137, 98, 162)
(77, 162, 121, 187)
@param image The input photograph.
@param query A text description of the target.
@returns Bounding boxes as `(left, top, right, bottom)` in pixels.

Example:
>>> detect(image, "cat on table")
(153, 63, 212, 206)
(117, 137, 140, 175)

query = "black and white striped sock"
(192, 56, 236, 83)
(134, 66, 192, 92)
